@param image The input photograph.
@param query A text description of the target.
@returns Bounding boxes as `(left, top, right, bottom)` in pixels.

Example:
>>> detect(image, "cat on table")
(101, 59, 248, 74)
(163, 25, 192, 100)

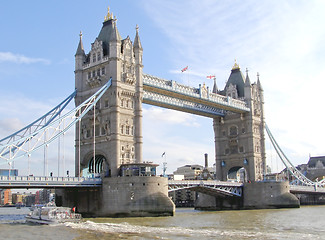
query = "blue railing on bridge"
(0, 176, 102, 188)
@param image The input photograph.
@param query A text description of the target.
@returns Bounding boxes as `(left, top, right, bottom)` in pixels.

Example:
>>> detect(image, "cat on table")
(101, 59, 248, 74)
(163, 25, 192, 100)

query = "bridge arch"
(81, 151, 111, 177)
(227, 166, 248, 182)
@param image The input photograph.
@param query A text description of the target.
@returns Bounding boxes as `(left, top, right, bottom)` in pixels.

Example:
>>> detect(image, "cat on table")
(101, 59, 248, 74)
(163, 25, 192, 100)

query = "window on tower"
(92, 54, 96, 63)
(101, 126, 106, 135)
(95, 125, 100, 136)
(86, 129, 91, 138)
(229, 126, 238, 136)
(104, 99, 109, 108)
(97, 52, 101, 61)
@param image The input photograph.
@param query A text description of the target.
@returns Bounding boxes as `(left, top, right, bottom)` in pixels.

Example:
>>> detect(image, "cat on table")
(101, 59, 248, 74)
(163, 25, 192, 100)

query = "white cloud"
(141, 0, 325, 170)
(0, 52, 50, 65)
(0, 94, 75, 176)
(143, 105, 200, 127)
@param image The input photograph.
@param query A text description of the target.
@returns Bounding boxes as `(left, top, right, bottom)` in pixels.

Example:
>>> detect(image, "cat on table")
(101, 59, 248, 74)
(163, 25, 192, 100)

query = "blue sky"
(1, 0, 325, 176)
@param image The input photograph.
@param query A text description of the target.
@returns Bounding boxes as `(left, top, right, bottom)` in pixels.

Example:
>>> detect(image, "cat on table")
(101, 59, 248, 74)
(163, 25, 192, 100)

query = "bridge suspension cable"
(0, 91, 76, 150)
(0, 78, 112, 165)
(265, 124, 325, 187)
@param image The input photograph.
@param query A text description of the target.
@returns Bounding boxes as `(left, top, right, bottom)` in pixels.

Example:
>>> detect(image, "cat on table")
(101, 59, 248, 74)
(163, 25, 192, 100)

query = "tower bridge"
(0, 6, 324, 216)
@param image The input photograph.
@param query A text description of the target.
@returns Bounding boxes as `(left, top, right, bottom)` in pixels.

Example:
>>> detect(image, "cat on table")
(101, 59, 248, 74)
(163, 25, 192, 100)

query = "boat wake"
(64, 220, 314, 239)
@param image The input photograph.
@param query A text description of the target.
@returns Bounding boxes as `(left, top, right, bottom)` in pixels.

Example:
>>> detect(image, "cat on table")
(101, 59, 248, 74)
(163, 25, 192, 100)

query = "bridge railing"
(143, 73, 249, 112)
(0, 176, 102, 184)
(168, 180, 243, 187)
(290, 185, 325, 193)
(143, 91, 224, 116)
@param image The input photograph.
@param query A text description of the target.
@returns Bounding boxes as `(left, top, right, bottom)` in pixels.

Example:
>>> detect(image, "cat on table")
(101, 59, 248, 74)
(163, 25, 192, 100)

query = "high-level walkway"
(143, 73, 250, 118)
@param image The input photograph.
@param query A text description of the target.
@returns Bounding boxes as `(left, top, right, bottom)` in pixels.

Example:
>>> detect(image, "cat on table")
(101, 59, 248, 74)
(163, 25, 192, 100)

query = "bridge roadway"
(0, 176, 101, 189)
(0, 177, 324, 196)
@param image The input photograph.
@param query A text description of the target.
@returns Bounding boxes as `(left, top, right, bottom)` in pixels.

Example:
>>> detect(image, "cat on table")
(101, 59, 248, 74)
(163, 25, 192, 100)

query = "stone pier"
(56, 176, 175, 217)
(195, 181, 300, 210)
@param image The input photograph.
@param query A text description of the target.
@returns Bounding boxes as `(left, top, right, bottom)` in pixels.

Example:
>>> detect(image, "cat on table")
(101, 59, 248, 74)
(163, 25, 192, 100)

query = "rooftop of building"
(307, 156, 325, 168)
(219, 61, 246, 97)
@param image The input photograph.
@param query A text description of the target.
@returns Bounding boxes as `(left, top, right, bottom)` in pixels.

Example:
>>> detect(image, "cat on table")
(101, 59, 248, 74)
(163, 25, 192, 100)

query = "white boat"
(25, 202, 82, 224)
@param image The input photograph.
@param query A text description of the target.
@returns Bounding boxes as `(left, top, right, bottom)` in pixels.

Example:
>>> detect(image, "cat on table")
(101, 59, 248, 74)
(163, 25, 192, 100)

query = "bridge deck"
(0, 176, 101, 188)
(289, 185, 325, 194)
(0, 177, 324, 195)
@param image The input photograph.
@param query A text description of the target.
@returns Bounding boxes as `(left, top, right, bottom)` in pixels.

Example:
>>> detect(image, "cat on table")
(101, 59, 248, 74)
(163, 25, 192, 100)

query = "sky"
(1, 0, 325, 176)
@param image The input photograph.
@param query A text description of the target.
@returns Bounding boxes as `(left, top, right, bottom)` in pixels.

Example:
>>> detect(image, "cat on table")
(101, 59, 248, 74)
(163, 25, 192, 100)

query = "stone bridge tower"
(74, 9, 143, 177)
(213, 62, 266, 182)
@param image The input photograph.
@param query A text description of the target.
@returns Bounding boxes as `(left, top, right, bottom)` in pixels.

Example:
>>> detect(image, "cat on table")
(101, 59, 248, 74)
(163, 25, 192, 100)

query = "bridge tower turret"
(74, 8, 144, 177)
(213, 62, 266, 182)
(75, 32, 86, 92)
(133, 25, 143, 163)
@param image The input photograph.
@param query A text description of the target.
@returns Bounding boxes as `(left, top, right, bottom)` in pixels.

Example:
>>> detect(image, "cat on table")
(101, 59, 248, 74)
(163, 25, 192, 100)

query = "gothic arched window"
(229, 126, 238, 136)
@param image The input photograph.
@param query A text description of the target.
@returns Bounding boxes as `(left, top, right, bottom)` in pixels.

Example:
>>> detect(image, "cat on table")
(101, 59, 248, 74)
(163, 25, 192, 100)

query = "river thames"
(0, 206, 324, 239)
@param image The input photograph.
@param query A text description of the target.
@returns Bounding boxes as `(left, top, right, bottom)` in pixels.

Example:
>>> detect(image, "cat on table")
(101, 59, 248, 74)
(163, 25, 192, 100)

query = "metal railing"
(143, 73, 250, 112)
(0, 176, 102, 188)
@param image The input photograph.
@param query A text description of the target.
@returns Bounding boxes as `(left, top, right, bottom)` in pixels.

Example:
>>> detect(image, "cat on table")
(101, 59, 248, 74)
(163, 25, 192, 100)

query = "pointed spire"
(104, 6, 113, 22)
(110, 20, 121, 41)
(133, 24, 142, 49)
(245, 67, 251, 86)
(75, 31, 85, 56)
(212, 77, 218, 93)
(232, 59, 240, 70)
(257, 72, 263, 91)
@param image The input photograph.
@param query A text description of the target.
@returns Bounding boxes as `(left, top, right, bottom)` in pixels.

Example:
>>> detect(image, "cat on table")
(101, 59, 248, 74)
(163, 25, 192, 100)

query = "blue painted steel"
(0, 78, 112, 164)
(0, 90, 76, 145)
(266, 124, 325, 187)
(143, 97, 225, 117)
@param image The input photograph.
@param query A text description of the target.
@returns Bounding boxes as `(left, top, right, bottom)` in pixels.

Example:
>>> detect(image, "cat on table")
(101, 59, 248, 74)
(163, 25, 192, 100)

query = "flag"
(181, 66, 188, 72)
(206, 75, 215, 79)
(161, 152, 166, 157)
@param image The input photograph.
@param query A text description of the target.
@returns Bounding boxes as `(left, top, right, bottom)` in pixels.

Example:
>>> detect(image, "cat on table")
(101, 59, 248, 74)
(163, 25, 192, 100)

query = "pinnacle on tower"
(110, 20, 121, 41)
(104, 6, 113, 22)
(133, 24, 142, 49)
(257, 72, 263, 91)
(75, 31, 85, 56)
(232, 59, 240, 70)
(212, 77, 218, 93)
(245, 67, 251, 86)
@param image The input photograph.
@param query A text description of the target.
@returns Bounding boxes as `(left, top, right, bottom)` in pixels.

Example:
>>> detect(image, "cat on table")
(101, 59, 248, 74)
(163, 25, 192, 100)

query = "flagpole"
(181, 66, 189, 86)
(187, 68, 189, 86)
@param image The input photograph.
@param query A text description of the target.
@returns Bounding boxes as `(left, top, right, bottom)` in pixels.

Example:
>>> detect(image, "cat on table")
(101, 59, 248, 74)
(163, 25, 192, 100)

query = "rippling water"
(1, 206, 324, 239)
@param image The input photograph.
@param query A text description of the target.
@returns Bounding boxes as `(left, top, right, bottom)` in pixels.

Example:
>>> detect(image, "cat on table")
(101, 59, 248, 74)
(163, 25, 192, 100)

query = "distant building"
(173, 165, 204, 180)
(0, 189, 12, 205)
(169, 164, 204, 207)
(0, 169, 18, 177)
(297, 156, 325, 182)
(35, 189, 53, 204)
(24, 194, 36, 207)
(307, 156, 325, 169)
(271, 156, 325, 183)
(169, 189, 197, 207)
